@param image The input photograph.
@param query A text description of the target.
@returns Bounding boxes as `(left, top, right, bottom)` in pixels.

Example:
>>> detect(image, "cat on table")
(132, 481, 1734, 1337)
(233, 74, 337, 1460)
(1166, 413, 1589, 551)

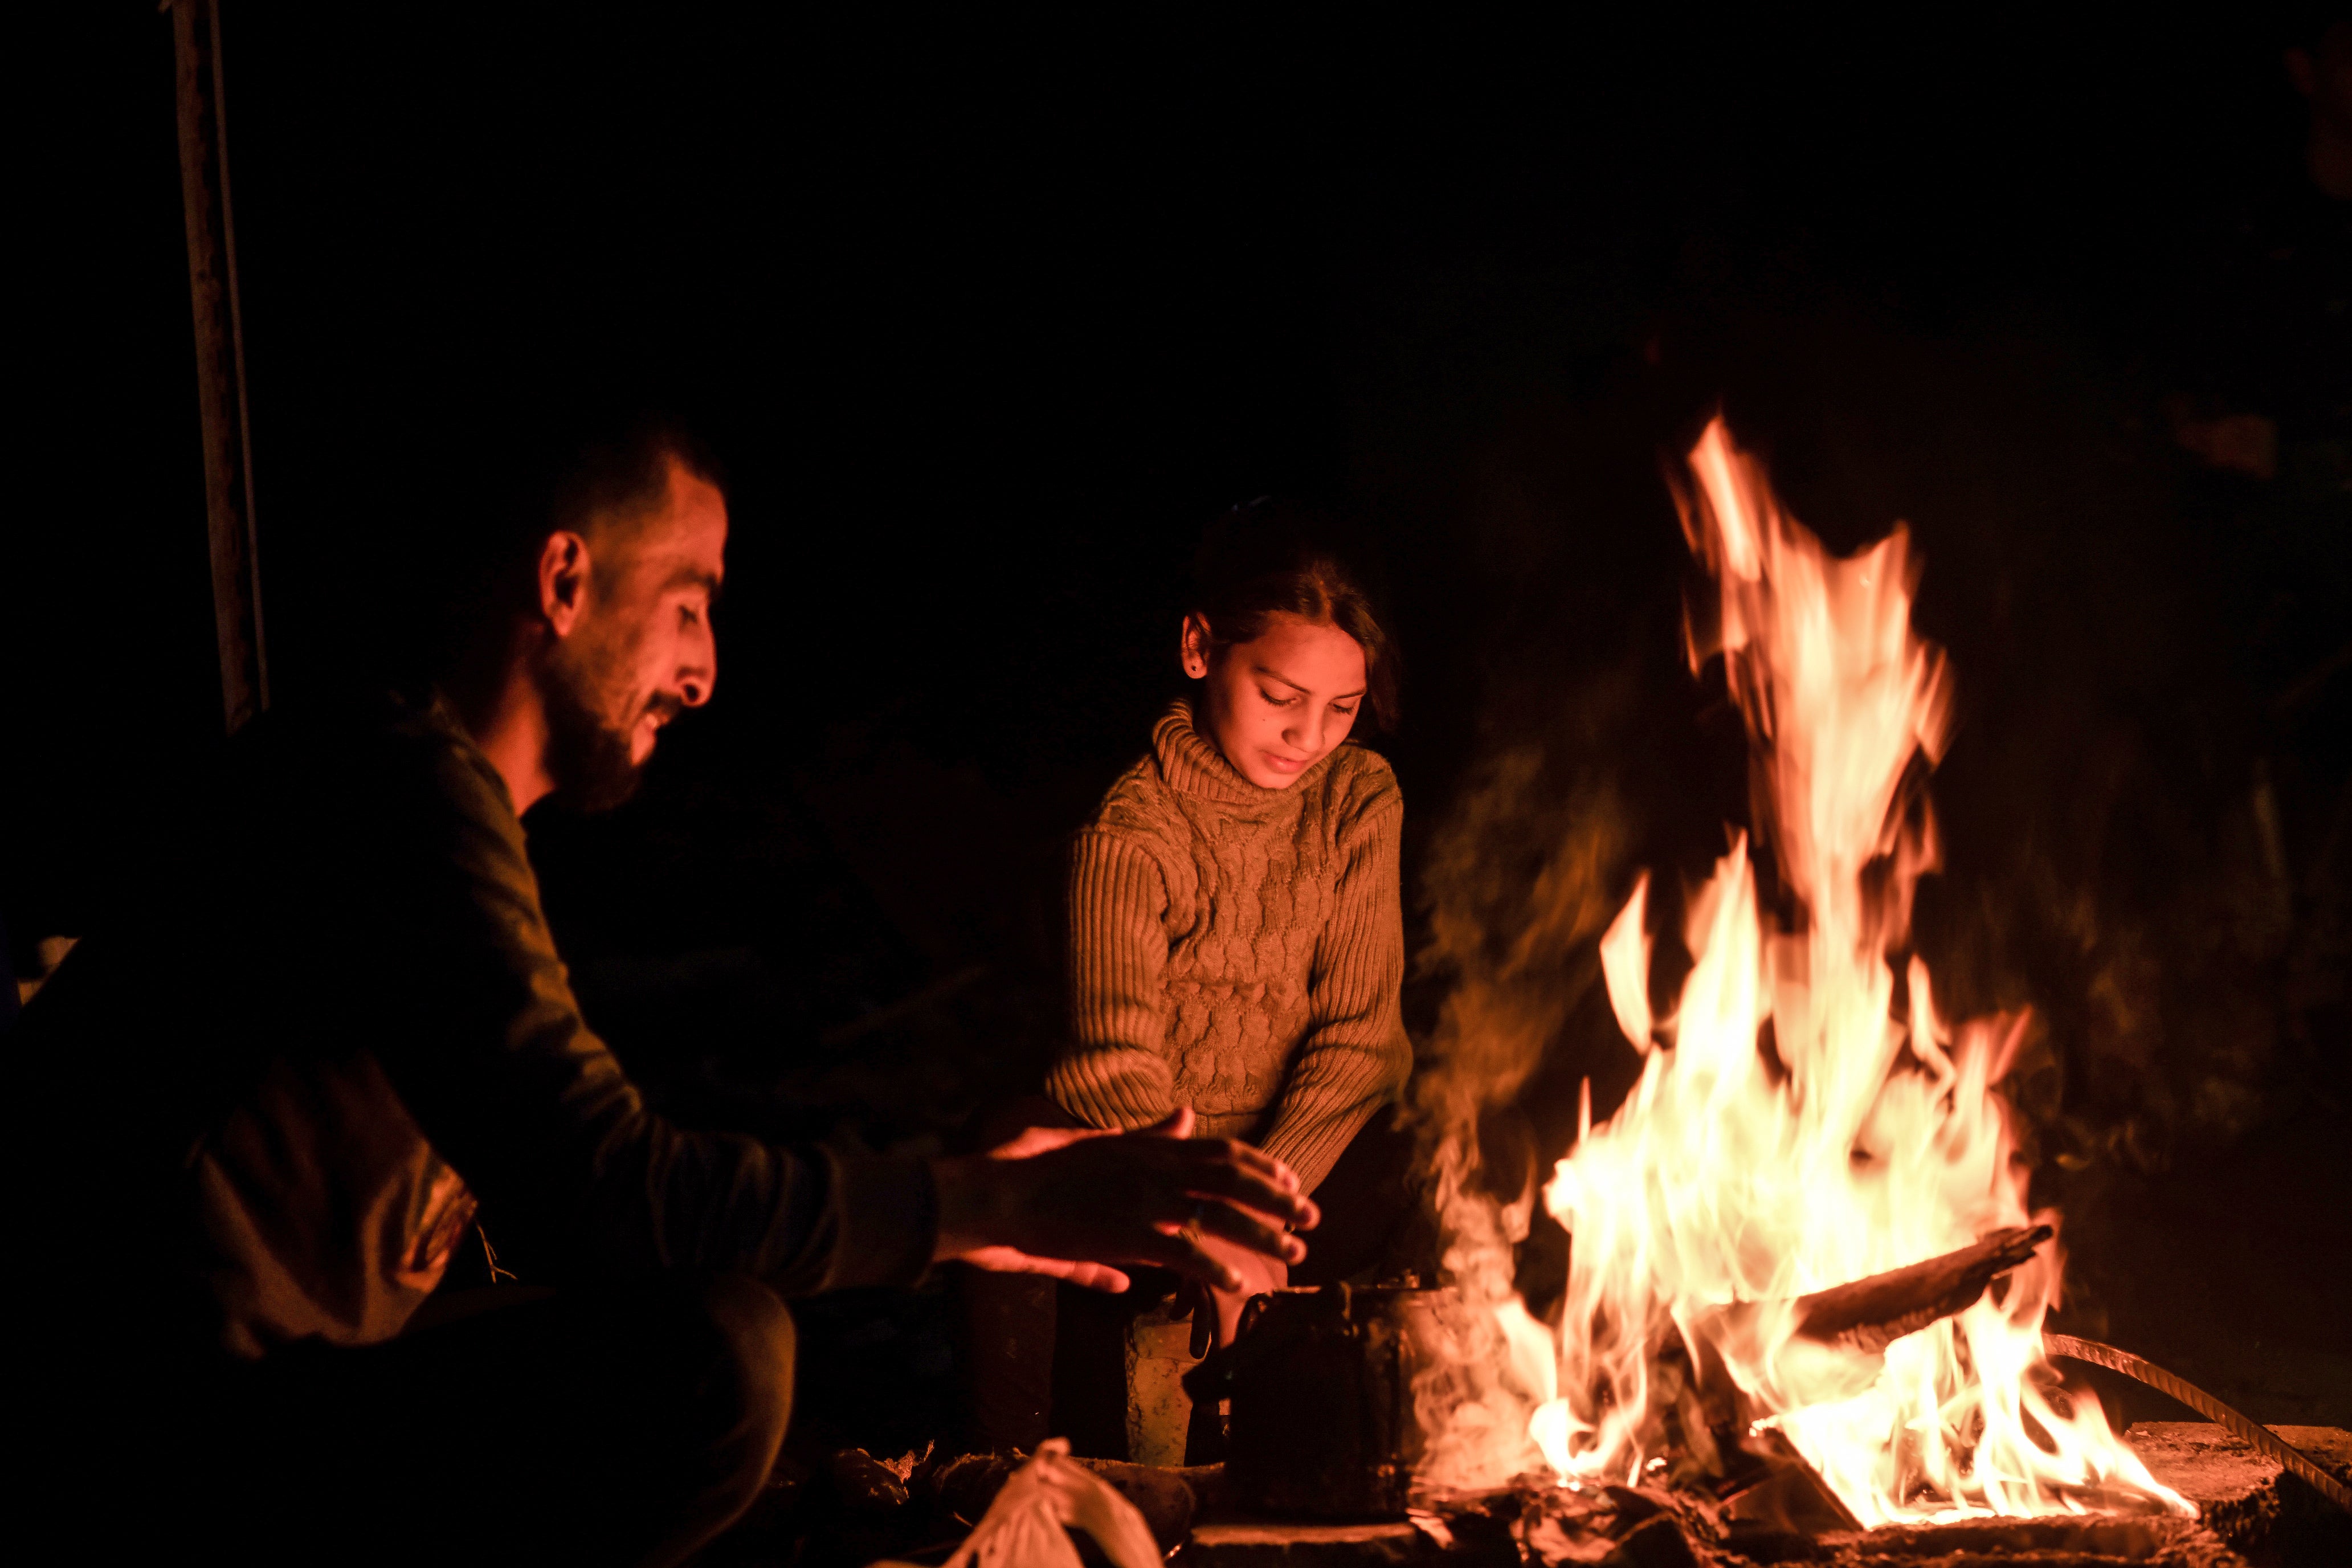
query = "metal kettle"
(1182, 1283, 1442, 1518)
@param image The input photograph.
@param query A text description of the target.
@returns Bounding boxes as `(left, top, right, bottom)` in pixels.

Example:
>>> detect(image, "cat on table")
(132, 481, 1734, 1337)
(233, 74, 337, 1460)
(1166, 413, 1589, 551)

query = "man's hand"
(932, 1108, 1318, 1295)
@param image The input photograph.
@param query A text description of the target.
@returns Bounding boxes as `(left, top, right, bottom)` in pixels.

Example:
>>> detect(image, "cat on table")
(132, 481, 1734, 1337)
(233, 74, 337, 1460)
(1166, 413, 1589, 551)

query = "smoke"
(1404, 671, 1642, 1490)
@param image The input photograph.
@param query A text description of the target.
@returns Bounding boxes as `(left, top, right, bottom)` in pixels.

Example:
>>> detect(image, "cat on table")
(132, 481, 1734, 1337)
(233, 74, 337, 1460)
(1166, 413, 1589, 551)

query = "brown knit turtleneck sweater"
(1044, 701, 1412, 1195)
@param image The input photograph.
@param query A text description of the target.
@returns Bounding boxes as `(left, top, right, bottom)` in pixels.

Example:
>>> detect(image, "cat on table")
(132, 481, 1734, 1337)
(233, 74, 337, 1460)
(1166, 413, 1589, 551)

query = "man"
(15, 416, 1317, 1565)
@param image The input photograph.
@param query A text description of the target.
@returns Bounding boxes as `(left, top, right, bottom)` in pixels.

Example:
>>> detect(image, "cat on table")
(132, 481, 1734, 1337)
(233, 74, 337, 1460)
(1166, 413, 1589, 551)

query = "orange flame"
(1522, 417, 2187, 1523)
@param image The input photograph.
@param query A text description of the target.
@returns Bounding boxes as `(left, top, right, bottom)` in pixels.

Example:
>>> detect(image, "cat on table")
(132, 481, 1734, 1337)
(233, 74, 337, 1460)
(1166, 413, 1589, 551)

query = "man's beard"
(538, 646, 675, 814)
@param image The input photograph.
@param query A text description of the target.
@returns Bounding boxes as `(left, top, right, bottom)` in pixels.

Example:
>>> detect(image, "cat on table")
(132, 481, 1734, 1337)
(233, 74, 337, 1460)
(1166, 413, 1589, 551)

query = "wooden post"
(169, 0, 268, 732)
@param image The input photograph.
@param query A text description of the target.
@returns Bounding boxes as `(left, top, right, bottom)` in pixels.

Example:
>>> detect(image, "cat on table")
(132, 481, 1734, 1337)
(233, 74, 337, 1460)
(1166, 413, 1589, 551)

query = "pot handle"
(1179, 1291, 1303, 1403)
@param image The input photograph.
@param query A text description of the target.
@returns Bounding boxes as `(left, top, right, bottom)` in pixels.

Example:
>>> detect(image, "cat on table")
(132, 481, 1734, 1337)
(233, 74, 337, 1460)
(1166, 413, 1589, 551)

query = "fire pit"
(1176, 1420, 2352, 1561)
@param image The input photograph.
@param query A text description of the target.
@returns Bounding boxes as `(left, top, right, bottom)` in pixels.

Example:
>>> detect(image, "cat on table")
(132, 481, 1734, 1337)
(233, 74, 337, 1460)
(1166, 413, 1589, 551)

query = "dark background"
(10, 6, 2348, 1445)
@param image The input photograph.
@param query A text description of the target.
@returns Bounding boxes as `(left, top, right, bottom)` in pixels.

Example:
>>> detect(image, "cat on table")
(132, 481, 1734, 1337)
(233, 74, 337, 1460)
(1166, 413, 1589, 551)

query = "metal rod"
(2045, 1333, 2352, 1515)
(169, 0, 268, 732)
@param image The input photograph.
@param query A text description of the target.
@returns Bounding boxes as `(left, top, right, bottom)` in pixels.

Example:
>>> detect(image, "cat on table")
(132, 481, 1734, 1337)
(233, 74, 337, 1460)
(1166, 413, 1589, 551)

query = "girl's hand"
(1180, 1230, 1291, 1357)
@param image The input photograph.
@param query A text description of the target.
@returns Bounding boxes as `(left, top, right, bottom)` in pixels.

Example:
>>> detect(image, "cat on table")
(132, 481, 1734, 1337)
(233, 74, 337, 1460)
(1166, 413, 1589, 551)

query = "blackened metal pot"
(1183, 1284, 1442, 1518)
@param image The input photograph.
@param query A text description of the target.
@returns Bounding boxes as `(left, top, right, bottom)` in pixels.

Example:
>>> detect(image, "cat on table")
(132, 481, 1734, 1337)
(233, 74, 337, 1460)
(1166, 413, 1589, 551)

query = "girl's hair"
(1189, 497, 1402, 734)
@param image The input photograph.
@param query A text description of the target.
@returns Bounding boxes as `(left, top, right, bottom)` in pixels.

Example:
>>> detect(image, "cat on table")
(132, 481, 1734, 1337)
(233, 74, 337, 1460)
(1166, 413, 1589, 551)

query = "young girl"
(1046, 503, 1413, 1353)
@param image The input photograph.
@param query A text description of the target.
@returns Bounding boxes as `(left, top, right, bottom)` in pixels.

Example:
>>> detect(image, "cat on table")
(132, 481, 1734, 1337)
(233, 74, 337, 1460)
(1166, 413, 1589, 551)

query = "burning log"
(1790, 1223, 2052, 1354)
(1579, 1226, 2048, 1505)
(1717, 1428, 1865, 1537)
(1683, 1224, 2055, 1434)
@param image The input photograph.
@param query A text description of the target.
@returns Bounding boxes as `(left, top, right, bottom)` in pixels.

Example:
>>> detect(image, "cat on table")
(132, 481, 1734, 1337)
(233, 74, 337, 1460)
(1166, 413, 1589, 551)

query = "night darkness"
(12, 3, 2350, 1455)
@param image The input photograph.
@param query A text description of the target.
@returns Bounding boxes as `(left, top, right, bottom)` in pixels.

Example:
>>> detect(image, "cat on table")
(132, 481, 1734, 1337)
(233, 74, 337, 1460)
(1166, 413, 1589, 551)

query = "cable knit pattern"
(1045, 701, 1412, 1195)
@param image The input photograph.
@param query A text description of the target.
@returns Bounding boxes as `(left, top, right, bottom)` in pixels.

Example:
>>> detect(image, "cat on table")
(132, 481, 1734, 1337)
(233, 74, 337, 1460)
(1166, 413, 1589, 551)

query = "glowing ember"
(1519, 417, 2188, 1524)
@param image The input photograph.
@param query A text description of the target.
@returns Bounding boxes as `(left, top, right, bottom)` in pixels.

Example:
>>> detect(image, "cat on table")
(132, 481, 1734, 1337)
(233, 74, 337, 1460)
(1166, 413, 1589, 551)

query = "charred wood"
(1790, 1225, 2052, 1354)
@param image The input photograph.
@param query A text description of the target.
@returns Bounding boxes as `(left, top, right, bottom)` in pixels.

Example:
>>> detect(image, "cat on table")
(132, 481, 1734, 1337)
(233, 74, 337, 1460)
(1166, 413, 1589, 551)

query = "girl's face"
(1182, 611, 1367, 790)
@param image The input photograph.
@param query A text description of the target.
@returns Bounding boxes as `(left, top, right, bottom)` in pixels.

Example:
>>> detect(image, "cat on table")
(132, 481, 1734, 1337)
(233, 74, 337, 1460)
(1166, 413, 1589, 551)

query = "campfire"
(1384, 416, 2208, 1534)
(1514, 416, 2187, 1521)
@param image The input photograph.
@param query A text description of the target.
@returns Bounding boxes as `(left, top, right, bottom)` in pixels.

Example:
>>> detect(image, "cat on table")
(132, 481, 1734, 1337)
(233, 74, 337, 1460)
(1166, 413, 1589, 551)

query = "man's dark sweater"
(21, 690, 936, 1364)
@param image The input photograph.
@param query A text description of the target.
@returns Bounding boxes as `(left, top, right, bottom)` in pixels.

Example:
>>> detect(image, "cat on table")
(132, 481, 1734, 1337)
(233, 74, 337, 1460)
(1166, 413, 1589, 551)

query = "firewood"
(1792, 1224, 2051, 1353)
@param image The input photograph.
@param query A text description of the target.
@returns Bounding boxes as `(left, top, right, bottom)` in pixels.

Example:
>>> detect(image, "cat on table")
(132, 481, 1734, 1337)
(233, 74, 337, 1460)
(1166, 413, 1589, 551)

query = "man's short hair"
(382, 402, 726, 687)
(501, 409, 726, 580)
(538, 414, 725, 556)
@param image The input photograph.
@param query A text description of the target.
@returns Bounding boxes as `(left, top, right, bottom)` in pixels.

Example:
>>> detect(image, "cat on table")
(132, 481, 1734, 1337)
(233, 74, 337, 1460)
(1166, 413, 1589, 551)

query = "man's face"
(539, 458, 726, 810)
